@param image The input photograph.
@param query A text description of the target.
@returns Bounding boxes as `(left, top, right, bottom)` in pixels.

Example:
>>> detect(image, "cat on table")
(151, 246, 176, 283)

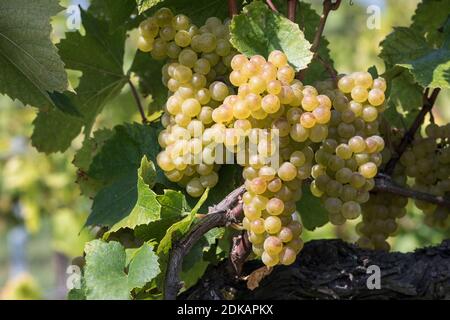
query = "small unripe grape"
(290, 151, 306, 167)
(278, 162, 297, 181)
(263, 236, 283, 255)
(359, 162, 377, 178)
(353, 71, 373, 89)
(277, 65, 295, 84)
(277, 227, 293, 243)
(160, 25, 176, 41)
(186, 178, 204, 197)
(267, 80, 282, 95)
(230, 54, 248, 71)
(265, 216, 282, 234)
(324, 197, 342, 214)
(337, 75, 355, 93)
(278, 247, 296, 265)
(250, 177, 267, 195)
(151, 38, 168, 59)
(368, 88, 385, 106)
(250, 218, 266, 234)
(193, 58, 211, 75)
(302, 95, 319, 111)
(229, 70, 247, 86)
(351, 86, 369, 103)
(209, 81, 229, 101)
(348, 136, 366, 153)
(350, 173, 366, 189)
(300, 112, 316, 129)
(341, 201, 361, 219)
(137, 36, 153, 52)
(266, 198, 284, 216)
(336, 144, 353, 160)
(268, 50, 288, 68)
(309, 124, 328, 143)
(267, 178, 283, 192)
(215, 39, 231, 56)
(249, 76, 266, 94)
(139, 18, 159, 39)
(372, 77, 387, 91)
(336, 167, 353, 184)
(182, 98, 201, 117)
(290, 124, 309, 142)
(261, 94, 281, 114)
(362, 106, 378, 122)
(261, 251, 279, 267)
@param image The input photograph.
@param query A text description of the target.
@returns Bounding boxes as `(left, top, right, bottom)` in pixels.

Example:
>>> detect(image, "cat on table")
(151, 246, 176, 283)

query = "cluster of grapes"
(308, 72, 387, 225)
(139, 8, 239, 197)
(226, 51, 316, 267)
(401, 123, 450, 227)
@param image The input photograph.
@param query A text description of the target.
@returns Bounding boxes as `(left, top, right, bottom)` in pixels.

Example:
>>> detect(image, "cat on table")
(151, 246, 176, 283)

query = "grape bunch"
(309, 72, 387, 225)
(401, 123, 450, 228)
(138, 8, 239, 197)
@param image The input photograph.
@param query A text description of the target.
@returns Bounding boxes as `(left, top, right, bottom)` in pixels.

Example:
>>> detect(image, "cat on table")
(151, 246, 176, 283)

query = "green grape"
(261, 251, 279, 267)
(278, 247, 296, 265)
(324, 197, 342, 213)
(193, 58, 211, 75)
(266, 198, 284, 216)
(182, 98, 201, 117)
(336, 144, 353, 160)
(351, 86, 368, 103)
(335, 167, 353, 183)
(278, 162, 297, 181)
(359, 162, 377, 178)
(348, 136, 366, 153)
(250, 218, 266, 234)
(178, 48, 198, 68)
(137, 36, 154, 52)
(209, 81, 229, 101)
(263, 236, 283, 255)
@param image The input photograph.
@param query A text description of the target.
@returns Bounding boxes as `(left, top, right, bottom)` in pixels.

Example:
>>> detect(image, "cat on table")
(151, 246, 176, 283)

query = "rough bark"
(181, 239, 450, 300)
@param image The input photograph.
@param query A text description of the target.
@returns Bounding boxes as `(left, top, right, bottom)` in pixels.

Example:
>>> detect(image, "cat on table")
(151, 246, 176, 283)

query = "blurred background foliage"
(0, 0, 449, 299)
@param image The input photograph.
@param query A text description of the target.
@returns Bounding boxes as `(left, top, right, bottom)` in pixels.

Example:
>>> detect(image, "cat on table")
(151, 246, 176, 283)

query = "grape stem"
(266, 0, 279, 12)
(374, 173, 450, 208)
(227, 0, 238, 17)
(128, 79, 148, 124)
(287, 0, 297, 21)
(315, 53, 338, 84)
(383, 88, 441, 175)
(164, 185, 246, 300)
(311, 0, 342, 53)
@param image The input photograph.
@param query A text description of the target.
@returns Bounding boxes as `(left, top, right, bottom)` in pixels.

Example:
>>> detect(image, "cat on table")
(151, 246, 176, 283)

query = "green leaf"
(89, 0, 137, 31)
(101, 157, 161, 230)
(83, 240, 161, 299)
(136, 0, 162, 14)
(130, 51, 167, 109)
(135, 190, 190, 242)
(47, 91, 82, 117)
(128, 243, 160, 290)
(157, 189, 208, 255)
(230, 1, 313, 71)
(31, 10, 128, 153)
(296, 185, 328, 231)
(411, 0, 449, 46)
(0, 0, 68, 110)
(84, 240, 130, 300)
(380, 27, 450, 89)
(384, 70, 424, 128)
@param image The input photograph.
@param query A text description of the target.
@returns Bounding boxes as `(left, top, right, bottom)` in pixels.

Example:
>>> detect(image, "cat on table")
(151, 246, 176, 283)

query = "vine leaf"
(85, 123, 161, 227)
(230, 1, 313, 71)
(31, 9, 128, 153)
(384, 70, 423, 128)
(0, 0, 68, 110)
(89, 0, 137, 31)
(83, 240, 160, 299)
(411, 0, 449, 46)
(296, 185, 329, 231)
(380, 26, 450, 89)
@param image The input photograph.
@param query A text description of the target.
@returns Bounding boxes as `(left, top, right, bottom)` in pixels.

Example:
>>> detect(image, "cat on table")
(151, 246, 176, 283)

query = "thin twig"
(315, 54, 337, 85)
(128, 79, 148, 124)
(384, 88, 441, 175)
(227, 0, 238, 17)
(164, 186, 246, 300)
(266, 0, 279, 12)
(374, 174, 450, 208)
(287, 0, 297, 21)
(311, 0, 342, 53)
